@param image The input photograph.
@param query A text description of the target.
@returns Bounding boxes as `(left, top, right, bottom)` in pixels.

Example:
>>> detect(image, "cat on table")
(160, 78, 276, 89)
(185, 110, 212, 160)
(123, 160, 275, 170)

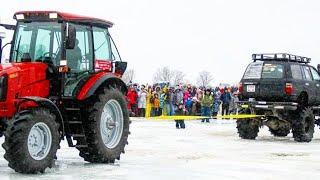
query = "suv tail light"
(285, 83, 293, 95)
(238, 83, 243, 93)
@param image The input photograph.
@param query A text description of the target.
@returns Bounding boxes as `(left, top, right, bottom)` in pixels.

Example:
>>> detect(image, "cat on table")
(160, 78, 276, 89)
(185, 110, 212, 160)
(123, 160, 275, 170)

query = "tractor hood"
(0, 62, 48, 82)
(0, 63, 20, 76)
(0, 62, 50, 118)
(0, 63, 16, 72)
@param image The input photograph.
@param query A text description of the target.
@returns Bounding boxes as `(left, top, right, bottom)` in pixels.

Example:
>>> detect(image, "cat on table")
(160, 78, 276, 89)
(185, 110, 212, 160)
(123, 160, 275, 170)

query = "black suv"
(237, 53, 320, 142)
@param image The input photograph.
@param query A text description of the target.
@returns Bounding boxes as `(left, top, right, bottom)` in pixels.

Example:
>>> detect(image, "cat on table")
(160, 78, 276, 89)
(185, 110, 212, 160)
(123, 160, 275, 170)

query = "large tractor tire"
(292, 107, 315, 142)
(2, 109, 60, 174)
(78, 88, 130, 163)
(236, 108, 260, 140)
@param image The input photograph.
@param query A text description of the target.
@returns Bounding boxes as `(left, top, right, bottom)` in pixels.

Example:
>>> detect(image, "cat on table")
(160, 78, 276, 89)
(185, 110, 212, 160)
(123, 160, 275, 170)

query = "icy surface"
(0, 118, 320, 180)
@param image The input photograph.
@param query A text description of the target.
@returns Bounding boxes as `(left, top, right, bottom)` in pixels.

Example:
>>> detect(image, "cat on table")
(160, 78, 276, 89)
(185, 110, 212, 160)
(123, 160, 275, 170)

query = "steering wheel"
(38, 52, 59, 74)
(37, 52, 57, 63)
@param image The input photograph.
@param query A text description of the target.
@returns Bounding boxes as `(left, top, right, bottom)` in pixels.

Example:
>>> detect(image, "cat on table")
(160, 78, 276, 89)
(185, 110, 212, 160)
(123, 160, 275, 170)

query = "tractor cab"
(5, 11, 126, 97)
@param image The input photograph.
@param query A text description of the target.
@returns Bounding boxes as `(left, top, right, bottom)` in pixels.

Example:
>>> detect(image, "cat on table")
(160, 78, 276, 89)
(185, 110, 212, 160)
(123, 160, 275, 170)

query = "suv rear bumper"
(237, 101, 298, 111)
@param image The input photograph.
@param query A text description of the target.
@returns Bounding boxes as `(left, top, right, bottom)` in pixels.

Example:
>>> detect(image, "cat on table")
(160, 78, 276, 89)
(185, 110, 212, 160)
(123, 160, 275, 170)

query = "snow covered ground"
(0, 118, 320, 180)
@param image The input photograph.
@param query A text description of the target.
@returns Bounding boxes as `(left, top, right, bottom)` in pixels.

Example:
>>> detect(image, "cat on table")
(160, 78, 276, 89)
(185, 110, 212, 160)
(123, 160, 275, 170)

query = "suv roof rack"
(252, 53, 311, 64)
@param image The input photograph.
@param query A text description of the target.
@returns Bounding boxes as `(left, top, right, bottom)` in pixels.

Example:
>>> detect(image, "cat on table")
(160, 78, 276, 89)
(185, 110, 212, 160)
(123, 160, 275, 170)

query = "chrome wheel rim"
(27, 122, 52, 160)
(100, 99, 124, 149)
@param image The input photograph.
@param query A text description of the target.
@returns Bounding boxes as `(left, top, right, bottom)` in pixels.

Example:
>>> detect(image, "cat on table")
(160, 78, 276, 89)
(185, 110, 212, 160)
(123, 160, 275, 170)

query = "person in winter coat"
(138, 85, 147, 117)
(191, 97, 198, 115)
(127, 87, 138, 116)
(160, 87, 167, 116)
(174, 86, 184, 105)
(212, 89, 221, 118)
(220, 88, 232, 116)
(229, 92, 239, 115)
(183, 89, 190, 103)
(174, 87, 186, 129)
(196, 89, 203, 115)
(174, 103, 186, 129)
(153, 93, 160, 116)
(201, 88, 213, 123)
(185, 96, 193, 115)
(165, 87, 175, 116)
(145, 86, 153, 118)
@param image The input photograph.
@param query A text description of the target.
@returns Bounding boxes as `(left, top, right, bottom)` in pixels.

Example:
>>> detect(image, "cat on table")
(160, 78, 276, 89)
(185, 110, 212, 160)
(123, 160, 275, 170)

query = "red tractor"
(0, 11, 130, 174)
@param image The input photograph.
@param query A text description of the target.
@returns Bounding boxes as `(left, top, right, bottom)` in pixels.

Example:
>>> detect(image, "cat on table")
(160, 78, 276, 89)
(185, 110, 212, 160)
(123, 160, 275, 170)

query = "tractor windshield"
(11, 22, 62, 65)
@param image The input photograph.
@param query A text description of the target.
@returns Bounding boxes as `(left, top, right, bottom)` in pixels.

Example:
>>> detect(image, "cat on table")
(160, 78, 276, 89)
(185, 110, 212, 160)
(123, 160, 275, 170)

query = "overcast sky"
(1, 0, 320, 86)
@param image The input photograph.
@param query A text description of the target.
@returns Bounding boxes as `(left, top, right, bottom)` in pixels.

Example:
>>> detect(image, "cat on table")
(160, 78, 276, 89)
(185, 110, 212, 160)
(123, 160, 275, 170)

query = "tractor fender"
(77, 73, 127, 100)
(17, 96, 65, 136)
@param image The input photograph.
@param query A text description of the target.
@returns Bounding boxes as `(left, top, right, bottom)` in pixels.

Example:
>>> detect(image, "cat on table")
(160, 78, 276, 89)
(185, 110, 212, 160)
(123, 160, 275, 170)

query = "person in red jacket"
(127, 86, 138, 116)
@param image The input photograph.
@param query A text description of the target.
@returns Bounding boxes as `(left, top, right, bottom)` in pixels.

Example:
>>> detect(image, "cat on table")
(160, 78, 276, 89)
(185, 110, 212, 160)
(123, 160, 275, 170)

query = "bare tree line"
(124, 66, 214, 87)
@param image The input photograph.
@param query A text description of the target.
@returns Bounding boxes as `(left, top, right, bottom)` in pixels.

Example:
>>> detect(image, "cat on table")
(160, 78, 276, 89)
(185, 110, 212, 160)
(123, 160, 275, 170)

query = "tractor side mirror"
(66, 24, 76, 49)
(318, 64, 320, 73)
(115, 61, 127, 75)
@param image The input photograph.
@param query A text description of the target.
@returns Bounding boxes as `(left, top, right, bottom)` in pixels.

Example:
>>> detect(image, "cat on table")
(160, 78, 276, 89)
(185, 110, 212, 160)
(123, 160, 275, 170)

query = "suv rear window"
(243, 62, 283, 79)
(291, 65, 303, 80)
(261, 64, 284, 78)
(243, 62, 263, 79)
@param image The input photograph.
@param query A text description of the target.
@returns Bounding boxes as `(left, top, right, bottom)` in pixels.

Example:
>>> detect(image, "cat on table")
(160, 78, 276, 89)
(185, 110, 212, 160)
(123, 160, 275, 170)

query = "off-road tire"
(269, 127, 290, 137)
(236, 108, 260, 139)
(292, 107, 315, 142)
(2, 109, 60, 174)
(78, 88, 130, 163)
(237, 119, 260, 139)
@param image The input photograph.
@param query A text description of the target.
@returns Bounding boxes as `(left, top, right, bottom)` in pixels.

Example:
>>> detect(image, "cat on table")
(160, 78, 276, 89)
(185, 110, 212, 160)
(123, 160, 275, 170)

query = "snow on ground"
(0, 118, 320, 180)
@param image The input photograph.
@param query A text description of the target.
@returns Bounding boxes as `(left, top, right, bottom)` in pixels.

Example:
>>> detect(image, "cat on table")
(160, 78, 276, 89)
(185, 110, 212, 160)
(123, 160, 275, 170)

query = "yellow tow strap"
(145, 114, 264, 121)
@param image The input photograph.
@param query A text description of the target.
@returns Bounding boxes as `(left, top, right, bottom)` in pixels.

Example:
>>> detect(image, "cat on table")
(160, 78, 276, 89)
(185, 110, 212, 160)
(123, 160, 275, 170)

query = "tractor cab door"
(92, 26, 113, 72)
(64, 24, 93, 97)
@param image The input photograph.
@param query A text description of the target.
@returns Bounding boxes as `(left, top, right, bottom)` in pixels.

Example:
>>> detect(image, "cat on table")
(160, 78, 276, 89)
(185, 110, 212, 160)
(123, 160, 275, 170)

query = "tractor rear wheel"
(2, 109, 60, 174)
(78, 88, 130, 163)
(292, 107, 315, 142)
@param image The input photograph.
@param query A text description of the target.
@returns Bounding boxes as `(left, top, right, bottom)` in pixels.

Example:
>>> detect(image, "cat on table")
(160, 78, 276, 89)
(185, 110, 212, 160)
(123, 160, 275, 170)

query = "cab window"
(66, 24, 93, 72)
(93, 27, 111, 60)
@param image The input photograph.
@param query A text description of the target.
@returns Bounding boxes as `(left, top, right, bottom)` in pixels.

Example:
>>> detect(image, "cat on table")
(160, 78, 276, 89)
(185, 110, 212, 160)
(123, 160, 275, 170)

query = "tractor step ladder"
(63, 98, 89, 148)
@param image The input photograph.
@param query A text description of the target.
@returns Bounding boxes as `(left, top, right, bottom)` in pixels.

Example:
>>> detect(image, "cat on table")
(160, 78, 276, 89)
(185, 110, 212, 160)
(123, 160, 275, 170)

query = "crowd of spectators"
(126, 83, 239, 122)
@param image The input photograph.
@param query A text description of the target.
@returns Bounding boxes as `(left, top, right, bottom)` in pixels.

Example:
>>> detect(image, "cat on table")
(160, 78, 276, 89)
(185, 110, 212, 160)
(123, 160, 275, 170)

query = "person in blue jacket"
(220, 88, 232, 117)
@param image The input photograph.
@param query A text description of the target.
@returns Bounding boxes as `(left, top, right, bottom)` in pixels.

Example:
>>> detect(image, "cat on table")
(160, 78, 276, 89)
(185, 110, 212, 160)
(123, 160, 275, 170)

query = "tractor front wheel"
(2, 109, 60, 174)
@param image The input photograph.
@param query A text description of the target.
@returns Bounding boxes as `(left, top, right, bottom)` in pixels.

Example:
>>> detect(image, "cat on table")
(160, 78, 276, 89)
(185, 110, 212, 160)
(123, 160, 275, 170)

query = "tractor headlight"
(0, 75, 8, 101)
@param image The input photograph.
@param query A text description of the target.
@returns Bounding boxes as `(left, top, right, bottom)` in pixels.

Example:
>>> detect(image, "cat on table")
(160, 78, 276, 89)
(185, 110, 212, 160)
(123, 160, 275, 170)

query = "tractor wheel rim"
(27, 122, 52, 160)
(101, 99, 124, 149)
